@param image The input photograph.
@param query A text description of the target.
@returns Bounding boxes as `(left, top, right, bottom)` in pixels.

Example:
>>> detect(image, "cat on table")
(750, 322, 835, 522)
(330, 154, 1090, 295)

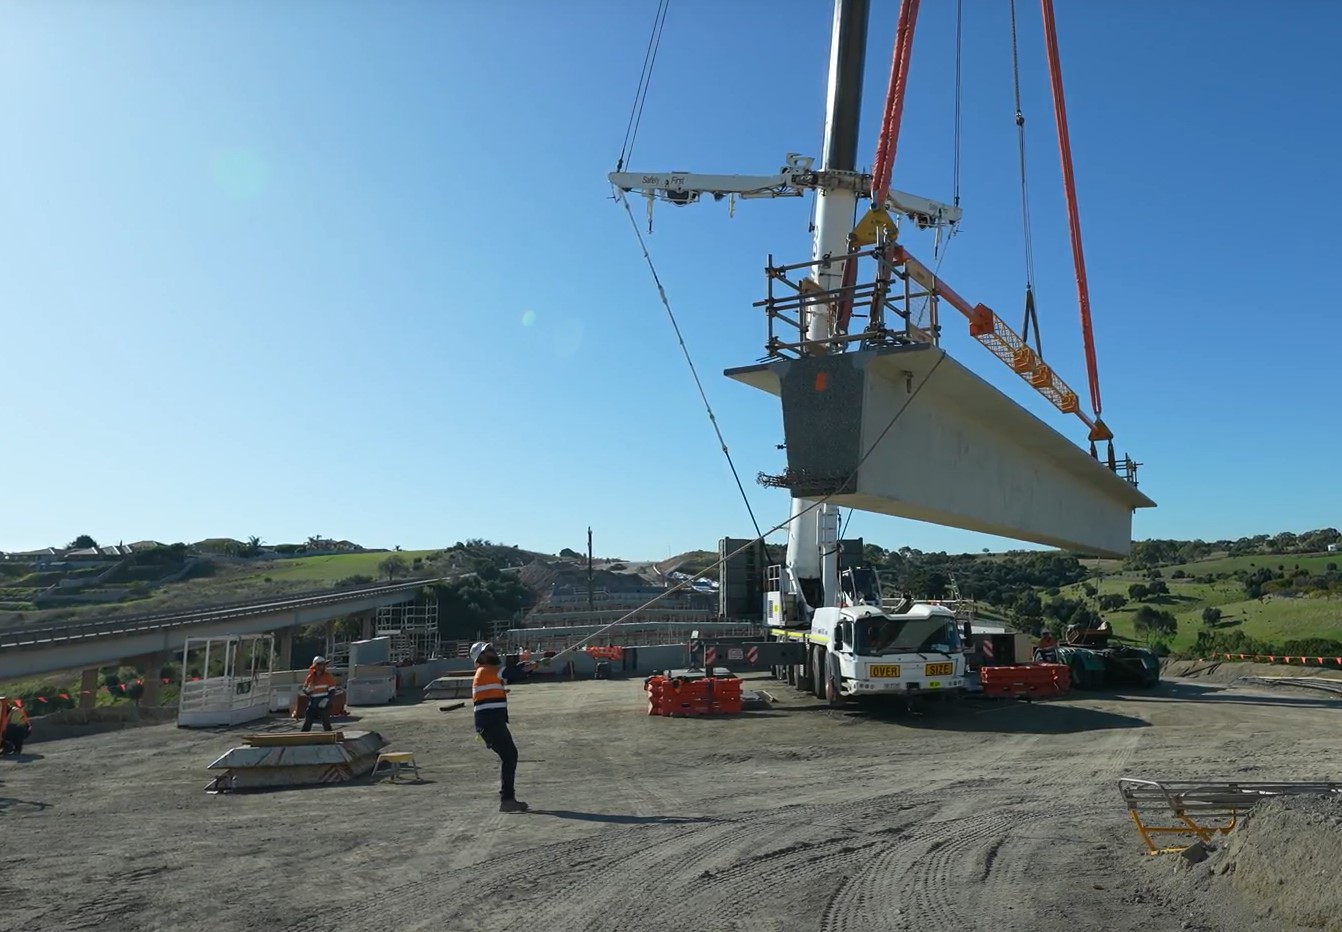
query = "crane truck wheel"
(812, 647, 827, 701)
(824, 666, 844, 707)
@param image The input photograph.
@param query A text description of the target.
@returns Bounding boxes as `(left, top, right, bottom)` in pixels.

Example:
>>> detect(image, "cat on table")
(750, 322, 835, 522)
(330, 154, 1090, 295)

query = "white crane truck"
(763, 562, 967, 706)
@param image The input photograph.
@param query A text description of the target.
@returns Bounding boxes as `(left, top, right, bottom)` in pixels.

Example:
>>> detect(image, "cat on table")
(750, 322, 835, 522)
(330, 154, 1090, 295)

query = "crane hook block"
(851, 207, 898, 248)
(1087, 419, 1114, 443)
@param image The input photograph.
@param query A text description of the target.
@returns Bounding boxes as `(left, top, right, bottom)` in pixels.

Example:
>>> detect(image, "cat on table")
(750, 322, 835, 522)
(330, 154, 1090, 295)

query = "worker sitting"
(300, 656, 339, 733)
(1, 699, 33, 756)
(1035, 631, 1059, 664)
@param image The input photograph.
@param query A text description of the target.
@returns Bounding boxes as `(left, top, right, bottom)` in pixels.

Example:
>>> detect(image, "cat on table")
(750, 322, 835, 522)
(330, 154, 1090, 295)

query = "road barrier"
(978, 663, 1071, 699)
(645, 675, 743, 716)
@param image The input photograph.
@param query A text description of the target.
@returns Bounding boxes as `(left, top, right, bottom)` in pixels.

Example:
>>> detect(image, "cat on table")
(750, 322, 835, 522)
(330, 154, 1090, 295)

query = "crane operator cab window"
(841, 568, 883, 606)
(855, 615, 962, 656)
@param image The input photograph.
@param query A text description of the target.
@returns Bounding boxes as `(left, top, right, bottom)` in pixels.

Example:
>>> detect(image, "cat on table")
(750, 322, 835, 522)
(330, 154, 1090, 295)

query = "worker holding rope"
(471, 642, 532, 813)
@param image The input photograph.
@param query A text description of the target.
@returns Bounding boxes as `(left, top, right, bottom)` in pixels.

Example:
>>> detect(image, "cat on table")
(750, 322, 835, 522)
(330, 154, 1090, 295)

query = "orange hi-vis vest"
(473, 664, 508, 719)
(304, 668, 337, 697)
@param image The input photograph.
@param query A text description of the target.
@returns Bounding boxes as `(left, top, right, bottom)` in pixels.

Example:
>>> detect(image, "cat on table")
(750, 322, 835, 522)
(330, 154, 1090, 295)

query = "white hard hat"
(469, 641, 492, 663)
(312, 655, 328, 665)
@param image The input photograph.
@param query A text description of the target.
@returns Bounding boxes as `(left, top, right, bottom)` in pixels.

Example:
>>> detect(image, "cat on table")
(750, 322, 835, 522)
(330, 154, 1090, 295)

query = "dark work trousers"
(302, 699, 333, 732)
(476, 715, 519, 800)
(2, 723, 31, 755)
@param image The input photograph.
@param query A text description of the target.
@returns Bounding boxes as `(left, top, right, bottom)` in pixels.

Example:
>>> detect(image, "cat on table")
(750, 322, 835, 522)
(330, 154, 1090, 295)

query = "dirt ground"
(3, 673, 1340, 932)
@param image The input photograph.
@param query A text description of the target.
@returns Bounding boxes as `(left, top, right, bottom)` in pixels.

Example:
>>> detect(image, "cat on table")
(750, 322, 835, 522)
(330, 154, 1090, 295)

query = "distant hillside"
(663, 529, 1340, 656)
(0, 537, 564, 629)
(1044, 548, 1341, 655)
(4, 527, 1336, 654)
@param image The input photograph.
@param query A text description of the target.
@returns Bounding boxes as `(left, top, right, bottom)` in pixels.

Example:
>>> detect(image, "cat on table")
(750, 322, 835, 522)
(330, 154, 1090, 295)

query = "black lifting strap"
(1021, 284, 1043, 358)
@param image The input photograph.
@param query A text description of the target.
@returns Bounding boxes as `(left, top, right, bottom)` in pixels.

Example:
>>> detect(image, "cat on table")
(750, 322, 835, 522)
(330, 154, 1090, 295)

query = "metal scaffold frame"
(374, 598, 441, 663)
(759, 239, 940, 358)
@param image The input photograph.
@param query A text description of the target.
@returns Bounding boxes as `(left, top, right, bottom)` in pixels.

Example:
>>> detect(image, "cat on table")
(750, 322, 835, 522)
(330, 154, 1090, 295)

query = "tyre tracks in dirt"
(258, 691, 1161, 932)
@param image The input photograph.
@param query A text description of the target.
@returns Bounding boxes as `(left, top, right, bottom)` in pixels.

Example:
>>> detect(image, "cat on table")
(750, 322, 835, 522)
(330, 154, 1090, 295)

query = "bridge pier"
(79, 668, 99, 711)
(276, 629, 294, 670)
(133, 652, 171, 707)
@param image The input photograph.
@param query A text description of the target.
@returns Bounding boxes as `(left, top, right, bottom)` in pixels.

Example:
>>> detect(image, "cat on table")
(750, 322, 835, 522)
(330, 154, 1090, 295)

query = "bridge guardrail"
(0, 577, 446, 649)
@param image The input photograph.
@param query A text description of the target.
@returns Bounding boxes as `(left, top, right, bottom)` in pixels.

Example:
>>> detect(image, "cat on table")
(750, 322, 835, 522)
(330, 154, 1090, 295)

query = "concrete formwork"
(726, 345, 1155, 557)
(205, 730, 388, 791)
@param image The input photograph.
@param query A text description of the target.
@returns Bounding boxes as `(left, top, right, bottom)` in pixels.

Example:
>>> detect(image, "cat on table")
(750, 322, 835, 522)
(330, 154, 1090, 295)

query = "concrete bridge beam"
(726, 345, 1155, 557)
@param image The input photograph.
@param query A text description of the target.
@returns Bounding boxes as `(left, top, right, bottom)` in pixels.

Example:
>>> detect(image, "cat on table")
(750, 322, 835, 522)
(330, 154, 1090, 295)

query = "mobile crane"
(768, 563, 965, 705)
(612, 0, 1145, 703)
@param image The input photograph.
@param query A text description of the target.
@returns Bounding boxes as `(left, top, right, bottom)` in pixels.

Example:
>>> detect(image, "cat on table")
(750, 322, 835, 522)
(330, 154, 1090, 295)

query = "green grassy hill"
(1056, 551, 1341, 653)
(0, 544, 542, 628)
(247, 550, 441, 583)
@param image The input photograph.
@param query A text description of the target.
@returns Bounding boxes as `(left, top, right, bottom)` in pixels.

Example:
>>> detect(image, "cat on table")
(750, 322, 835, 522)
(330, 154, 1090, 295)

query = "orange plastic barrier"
(644, 676, 743, 716)
(585, 645, 626, 662)
(978, 662, 1070, 699)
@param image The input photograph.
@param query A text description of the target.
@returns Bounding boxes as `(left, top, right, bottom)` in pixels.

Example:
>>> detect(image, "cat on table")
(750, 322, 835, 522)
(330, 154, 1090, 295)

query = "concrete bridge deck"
(0, 579, 438, 680)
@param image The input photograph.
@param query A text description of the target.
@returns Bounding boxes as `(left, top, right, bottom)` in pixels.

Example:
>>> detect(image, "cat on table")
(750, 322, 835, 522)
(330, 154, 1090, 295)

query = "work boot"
(499, 798, 529, 813)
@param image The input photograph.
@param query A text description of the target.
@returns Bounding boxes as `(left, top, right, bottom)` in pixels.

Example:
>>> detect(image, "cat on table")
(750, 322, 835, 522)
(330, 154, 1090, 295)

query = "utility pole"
(586, 527, 595, 615)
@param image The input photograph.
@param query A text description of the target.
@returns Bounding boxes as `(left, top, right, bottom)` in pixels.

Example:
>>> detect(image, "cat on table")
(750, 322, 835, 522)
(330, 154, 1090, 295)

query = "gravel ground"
(2, 674, 1339, 932)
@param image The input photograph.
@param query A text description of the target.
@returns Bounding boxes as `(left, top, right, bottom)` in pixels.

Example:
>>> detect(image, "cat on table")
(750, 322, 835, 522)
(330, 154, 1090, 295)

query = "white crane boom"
(608, 152, 963, 231)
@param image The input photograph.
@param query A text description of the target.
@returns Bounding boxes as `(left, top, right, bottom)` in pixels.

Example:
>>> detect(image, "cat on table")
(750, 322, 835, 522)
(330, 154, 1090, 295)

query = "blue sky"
(3, 0, 1337, 559)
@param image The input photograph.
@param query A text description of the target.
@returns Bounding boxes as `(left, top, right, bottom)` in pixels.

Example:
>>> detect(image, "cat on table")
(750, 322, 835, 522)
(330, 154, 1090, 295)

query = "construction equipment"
(1119, 778, 1342, 854)
(1057, 626, 1160, 689)
(610, 0, 1154, 699)
(764, 562, 965, 705)
(609, 154, 962, 234)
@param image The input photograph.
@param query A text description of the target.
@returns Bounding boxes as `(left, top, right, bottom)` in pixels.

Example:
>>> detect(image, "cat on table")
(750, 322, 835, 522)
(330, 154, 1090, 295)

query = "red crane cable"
(1039, 0, 1104, 428)
(870, 0, 921, 205)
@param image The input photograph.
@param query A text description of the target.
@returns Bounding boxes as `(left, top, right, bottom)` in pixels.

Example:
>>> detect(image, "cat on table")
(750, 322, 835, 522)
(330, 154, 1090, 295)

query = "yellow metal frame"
(1126, 807, 1240, 855)
(1119, 778, 1342, 855)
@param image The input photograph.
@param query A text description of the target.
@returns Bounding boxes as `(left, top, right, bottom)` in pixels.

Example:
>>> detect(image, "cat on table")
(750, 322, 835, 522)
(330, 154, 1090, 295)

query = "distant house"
(2, 547, 57, 563)
(65, 547, 107, 562)
(306, 538, 363, 553)
(1330, 543, 1340, 553)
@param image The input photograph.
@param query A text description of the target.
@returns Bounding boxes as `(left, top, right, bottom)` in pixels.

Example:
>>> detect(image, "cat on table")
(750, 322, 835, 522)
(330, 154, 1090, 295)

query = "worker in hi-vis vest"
(1, 698, 32, 755)
(1035, 630, 1059, 664)
(300, 656, 339, 733)
(470, 641, 533, 812)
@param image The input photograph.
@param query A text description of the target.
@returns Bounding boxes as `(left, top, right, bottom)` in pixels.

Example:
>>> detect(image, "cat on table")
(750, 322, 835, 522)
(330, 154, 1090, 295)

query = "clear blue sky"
(3, 1, 1337, 558)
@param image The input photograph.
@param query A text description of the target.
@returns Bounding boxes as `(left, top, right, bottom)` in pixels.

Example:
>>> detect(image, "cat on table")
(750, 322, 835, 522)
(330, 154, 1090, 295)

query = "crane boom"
(608, 153, 962, 231)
